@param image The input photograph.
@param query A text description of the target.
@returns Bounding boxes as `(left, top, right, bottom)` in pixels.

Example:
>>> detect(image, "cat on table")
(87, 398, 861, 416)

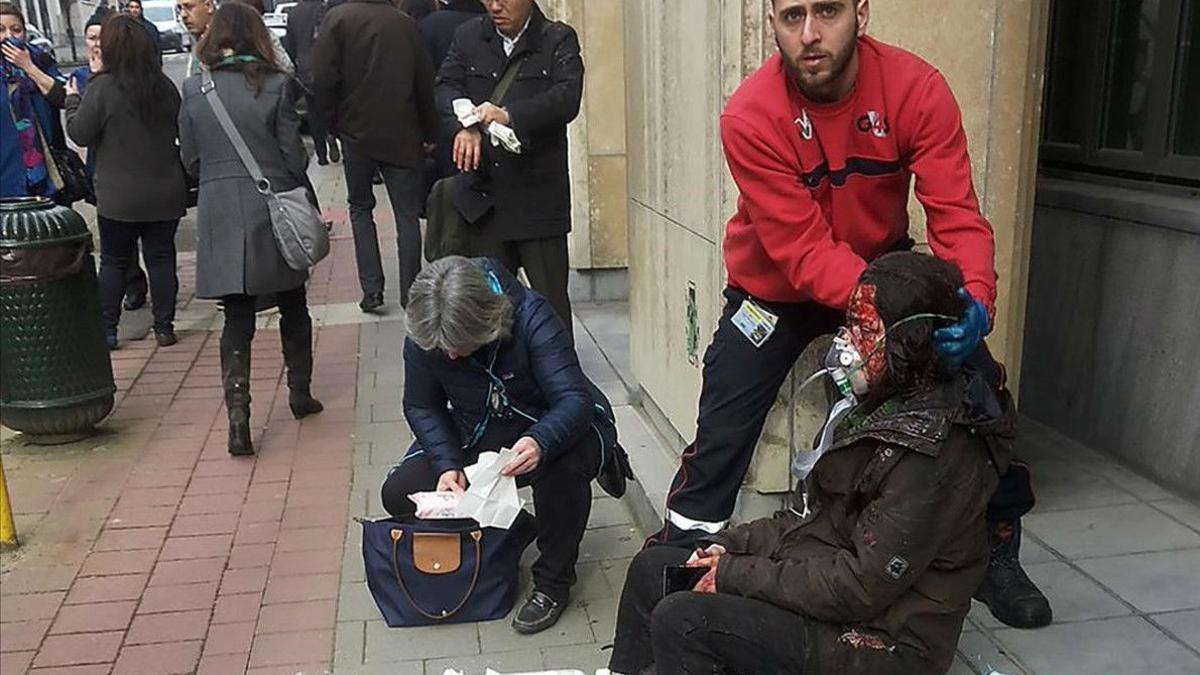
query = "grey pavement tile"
(946, 655, 980, 675)
(598, 558, 633, 600)
(1151, 498, 1200, 532)
(1077, 549, 1200, 613)
(356, 422, 412, 446)
(477, 604, 594, 653)
(993, 616, 1200, 675)
(577, 525, 643, 563)
(1024, 503, 1200, 559)
(954, 631, 1028, 675)
(365, 620, 479, 662)
(541, 643, 611, 671)
(335, 620, 366, 665)
(1153, 609, 1200, 653)
(342, 536, 367, 584)
(587, 497, 633, 529)
(582, 596, 618, 645)
(424, 648, 545, 674)
(1026, 460, 1139, 513)
(1087, 461, 1174, 502)
(333, 660, 424, 675)
(969, 562, 1130, 629)
(1018, 534, 1059, 566)
(339, 581, 385, 622)
(573, 562, 617, 602)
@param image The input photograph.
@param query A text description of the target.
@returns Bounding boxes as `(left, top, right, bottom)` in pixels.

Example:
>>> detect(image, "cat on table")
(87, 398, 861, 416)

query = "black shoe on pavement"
(105, 332, 119, 350)
(329, 141, 341, 163)
(155, 330, 178, 347)
(317, 157, 329, 166)
(371, 170, 384, 185)
(512, 590, 567, 635)
(975, 520, 1053, 628)
(359, 292, 384, 313)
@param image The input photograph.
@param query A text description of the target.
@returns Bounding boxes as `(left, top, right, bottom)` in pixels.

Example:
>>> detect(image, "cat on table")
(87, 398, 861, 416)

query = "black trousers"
(380, 422, 600, 602)
(609, 547, 812, 675)
(221, 285, 311, 356)
(97, 217, 178, 335)
(471, 233, 573, 343)
(342, 144, 422, 306)
(304, 92, 333, 162)
(651, 285, 1036, 548)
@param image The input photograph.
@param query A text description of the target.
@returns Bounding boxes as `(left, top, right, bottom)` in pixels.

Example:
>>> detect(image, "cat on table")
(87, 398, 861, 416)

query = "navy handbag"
(361, 516, 523, 627)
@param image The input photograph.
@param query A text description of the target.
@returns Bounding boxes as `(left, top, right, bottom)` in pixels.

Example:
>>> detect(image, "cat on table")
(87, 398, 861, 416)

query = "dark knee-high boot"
(280, 309, 323, 420)
(221, 340, 254, 456)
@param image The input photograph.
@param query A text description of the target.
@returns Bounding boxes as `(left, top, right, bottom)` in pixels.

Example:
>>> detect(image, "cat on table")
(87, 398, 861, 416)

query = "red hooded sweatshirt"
(721, 36, 997, 315)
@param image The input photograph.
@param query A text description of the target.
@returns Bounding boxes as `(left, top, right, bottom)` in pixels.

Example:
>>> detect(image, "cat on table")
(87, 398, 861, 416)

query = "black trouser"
(650, 285, 1036, 548)
(609, 547, 813, 675)
(342, 143, 422, 306)
(304, 92, 333, 162)
(97, 217, 178, 335)
(379, 422, 601, 603)
(124, 261, 147, 300)
(220, 285, 311, 363)
(471, 233, 573, 342)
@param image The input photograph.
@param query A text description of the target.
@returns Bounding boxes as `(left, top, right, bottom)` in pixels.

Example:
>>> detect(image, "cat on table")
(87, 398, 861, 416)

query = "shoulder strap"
(200, 69, 272, 193)
(490, 52, 529, 105)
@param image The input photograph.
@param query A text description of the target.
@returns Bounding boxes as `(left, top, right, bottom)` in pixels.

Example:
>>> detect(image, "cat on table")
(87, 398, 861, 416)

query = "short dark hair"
(0, 1, 25, 28)
(127, 0, 142, 7)
(858, 251, 967, 391)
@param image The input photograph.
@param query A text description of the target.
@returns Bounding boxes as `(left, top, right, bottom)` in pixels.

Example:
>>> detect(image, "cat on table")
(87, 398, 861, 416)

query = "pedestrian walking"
(179, 2, 323, 456)
(125, 0, 162, 62)
(283, 0, 340, 165)
(311, 0, 438, 313)
(65, 14, 183, 349)
(0, 2, 69, 200)
(434, 0, 584, 340)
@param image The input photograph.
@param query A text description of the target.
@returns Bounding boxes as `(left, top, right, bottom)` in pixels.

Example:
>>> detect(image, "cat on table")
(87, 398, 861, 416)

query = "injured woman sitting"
(608, 251, 1016, 675)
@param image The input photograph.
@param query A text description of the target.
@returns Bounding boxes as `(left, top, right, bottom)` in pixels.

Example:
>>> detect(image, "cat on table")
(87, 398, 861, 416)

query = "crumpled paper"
(453, 98, 523, 154)
(408, 450, 526, 528)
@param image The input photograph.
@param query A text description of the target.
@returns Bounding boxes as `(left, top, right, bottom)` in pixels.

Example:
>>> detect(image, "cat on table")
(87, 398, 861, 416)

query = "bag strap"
(200, 69, 273, 195)
(389, 528, 483, 621)
(490, 52, 529, 105)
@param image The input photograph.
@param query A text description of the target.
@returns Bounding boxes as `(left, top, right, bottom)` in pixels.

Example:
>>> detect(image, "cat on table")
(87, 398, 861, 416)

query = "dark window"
(1040, 0, 1200, 185)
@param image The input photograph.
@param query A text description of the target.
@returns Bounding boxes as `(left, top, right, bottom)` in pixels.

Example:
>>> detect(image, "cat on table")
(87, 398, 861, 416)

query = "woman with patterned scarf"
(0, 2, 68, 199)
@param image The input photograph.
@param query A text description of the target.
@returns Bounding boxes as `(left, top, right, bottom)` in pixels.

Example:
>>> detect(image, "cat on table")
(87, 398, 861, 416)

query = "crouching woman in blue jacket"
(382, 255, 612, 636)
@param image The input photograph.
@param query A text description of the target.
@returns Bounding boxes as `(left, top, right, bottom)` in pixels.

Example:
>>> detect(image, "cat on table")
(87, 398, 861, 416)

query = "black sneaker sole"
(512, 604, 566, 635)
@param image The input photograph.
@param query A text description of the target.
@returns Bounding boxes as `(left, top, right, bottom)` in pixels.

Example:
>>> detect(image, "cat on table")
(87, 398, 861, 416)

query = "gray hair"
(406, 257, 514, 354)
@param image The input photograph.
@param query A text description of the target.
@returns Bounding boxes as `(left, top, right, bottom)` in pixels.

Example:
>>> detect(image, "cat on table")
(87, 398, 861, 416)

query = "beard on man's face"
(776, 23, 858, 101)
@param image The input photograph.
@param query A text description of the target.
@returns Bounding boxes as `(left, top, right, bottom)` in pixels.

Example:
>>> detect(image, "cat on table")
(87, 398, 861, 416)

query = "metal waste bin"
(0, 197, 115, 442)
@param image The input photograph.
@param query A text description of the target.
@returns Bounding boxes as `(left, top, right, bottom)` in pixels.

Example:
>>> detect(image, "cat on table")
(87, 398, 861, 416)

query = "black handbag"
(47, 145, 94, 207)
(360, 516, 529, 627)
(423, 51, 529, 262)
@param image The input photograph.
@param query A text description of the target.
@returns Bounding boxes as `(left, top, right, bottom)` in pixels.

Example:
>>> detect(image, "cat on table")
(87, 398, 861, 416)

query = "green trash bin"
(0, 197, 115, 442)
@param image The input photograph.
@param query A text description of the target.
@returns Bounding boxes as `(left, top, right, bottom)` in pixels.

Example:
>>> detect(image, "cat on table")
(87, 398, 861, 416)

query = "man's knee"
(649, 591, 703, 642)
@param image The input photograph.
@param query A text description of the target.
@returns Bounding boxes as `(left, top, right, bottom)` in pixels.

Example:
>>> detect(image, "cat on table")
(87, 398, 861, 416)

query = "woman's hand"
(1, 42, 35, 73)
(87, 50, 103, 75)
(502, 436, 541, 477)
(436, 470, 467, 494)
(65, 75, 79, 97)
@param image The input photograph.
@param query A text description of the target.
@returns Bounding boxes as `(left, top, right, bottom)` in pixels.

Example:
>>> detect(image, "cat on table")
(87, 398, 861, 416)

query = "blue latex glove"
(933, 288, 990, 364)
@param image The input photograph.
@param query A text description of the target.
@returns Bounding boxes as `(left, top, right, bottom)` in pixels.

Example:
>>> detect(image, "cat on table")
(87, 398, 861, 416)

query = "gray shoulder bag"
(200, 70, 329, 272)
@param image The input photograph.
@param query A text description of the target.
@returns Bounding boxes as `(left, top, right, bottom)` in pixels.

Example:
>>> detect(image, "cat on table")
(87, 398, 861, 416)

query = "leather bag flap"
(412, 533, 462, 575)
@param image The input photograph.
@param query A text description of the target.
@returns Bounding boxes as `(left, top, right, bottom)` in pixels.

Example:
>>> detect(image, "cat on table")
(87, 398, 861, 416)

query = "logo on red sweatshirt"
(856, 110, 890, 138)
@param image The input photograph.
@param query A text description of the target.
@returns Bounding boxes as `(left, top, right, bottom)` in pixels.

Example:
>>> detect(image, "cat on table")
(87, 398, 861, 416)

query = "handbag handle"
(199, 70, 274, 196)
(389, 528, 484, 621)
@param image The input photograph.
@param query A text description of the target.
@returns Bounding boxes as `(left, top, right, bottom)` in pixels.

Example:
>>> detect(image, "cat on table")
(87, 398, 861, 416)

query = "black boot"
(280, 307, 323, 420)
(975, 520, 1052, 628)
(221, 343, 254, 456)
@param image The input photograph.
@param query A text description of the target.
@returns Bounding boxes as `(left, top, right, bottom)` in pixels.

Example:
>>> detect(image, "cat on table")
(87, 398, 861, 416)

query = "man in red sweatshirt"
(646, 0, 1052, 630)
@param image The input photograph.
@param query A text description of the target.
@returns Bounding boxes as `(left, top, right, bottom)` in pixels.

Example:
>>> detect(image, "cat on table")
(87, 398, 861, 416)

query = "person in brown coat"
(608, 251, 1014, 675)
(311, 0, 437, 313)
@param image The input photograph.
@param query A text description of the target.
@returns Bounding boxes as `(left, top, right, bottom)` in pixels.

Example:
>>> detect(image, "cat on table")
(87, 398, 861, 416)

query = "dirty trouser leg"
(648, 287, 842, 549)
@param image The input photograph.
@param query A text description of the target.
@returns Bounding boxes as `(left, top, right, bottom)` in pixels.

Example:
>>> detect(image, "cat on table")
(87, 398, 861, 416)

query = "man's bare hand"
(473, 102, 510, 127)
(453, 127, 483, 171)
(686, 543, 727, 564)
(691, 556, 720, 594)
(502, 436, 541, 477)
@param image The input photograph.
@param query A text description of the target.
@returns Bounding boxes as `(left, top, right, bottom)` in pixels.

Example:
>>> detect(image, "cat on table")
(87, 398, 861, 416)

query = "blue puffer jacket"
(402, 258, 595, 476)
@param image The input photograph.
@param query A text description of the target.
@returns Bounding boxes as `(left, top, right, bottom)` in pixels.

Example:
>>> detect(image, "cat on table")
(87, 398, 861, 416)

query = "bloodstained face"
(846, 282, 888, 390)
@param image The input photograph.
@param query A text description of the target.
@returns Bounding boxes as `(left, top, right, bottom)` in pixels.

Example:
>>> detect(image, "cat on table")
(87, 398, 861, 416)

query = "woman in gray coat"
(65, 14, 186, 349)
(179, 2, 322, 456)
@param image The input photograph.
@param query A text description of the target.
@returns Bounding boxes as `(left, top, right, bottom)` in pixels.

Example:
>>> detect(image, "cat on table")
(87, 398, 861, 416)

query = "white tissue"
(452, 98, 523, 154)
(458, 449, 526, 529)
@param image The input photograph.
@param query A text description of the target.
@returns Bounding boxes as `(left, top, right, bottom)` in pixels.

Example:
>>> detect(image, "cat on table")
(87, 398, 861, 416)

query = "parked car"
(26, 24, 55, 59)
(142, 0, 189, 53)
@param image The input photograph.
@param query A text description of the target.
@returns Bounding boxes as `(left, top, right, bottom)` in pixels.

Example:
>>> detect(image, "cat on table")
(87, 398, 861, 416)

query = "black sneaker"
(512, 590, 566, 635)
(975, 520, 1053, 628)
(359, 292, 384, 313)
(123, 292, 146, 311)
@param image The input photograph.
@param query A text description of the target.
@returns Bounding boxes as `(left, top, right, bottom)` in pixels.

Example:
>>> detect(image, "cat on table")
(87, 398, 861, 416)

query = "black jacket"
(311, 0, 437, 167)
(418, 6, 481, 69)
(402, 259, 596, 476)
(283, 0, 326, 84)
(434, 5, 583, 241)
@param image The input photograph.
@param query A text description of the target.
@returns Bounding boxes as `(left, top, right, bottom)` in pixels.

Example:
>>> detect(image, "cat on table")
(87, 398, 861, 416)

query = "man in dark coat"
(418, 0, 485, 182)
(434, 0, 583, 340)
(283, 0, 339, 164)
(125, 0, 162, 61)
(312, 0, 437, 313)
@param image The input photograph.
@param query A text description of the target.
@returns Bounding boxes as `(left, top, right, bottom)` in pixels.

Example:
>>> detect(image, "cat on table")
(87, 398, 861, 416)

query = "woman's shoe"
(228, 417, 254, 456)
(155, 330, 178, 347)
(288, 391, 324, 419)
(105, 332, 119, 350)
(328, 141, 341, 163)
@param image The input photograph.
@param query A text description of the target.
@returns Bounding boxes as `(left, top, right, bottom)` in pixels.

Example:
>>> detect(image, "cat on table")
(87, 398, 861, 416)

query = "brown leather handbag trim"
(390, 529, 484, 620)
(412, 533, 462, 575)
